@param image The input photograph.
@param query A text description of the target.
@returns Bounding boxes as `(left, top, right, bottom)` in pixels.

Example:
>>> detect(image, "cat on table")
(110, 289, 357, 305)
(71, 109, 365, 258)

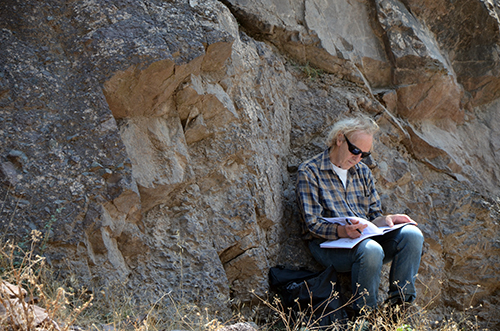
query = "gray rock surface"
(1, 0, 500, 328)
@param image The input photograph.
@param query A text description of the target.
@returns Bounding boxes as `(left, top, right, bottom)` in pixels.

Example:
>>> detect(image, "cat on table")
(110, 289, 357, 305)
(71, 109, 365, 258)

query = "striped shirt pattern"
(296, 149, 383, 240)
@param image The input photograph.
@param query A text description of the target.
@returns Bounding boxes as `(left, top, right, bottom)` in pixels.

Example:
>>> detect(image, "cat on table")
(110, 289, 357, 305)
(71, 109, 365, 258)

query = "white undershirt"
(331, 162, 348, 188)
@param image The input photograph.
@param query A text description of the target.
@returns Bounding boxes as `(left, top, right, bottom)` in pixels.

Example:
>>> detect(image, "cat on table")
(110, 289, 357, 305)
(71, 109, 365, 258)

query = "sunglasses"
(344, 134, 371, 158)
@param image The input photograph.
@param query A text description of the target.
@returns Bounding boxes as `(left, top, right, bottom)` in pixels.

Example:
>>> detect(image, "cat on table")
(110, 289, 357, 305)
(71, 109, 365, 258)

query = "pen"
(346, 218, 362, 234)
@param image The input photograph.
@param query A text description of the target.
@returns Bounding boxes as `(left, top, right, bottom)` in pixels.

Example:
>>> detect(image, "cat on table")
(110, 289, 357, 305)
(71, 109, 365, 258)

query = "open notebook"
(319, 216, 416, 249)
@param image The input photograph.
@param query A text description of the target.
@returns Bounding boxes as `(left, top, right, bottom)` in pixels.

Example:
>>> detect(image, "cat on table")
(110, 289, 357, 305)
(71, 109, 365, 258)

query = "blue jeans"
(309, 225, 424, 311)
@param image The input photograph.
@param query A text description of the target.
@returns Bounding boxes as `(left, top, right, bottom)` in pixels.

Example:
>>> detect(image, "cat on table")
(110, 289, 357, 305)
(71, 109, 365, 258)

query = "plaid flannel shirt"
(296, 149, 383, 240)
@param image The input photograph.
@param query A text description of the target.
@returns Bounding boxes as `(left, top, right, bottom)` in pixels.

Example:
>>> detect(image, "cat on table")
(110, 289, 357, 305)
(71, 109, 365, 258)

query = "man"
(296, 114, 424, 317)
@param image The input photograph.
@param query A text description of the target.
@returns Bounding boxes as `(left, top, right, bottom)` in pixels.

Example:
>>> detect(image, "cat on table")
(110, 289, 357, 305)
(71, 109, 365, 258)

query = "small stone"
(7, 150, 28, 168)
(90, 162, 103, 171)
(100, 168, 113, 179)
(0, 162, 19, 186)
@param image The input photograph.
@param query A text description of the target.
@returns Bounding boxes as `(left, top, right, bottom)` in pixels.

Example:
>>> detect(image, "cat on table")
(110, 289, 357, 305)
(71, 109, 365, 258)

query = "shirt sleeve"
(296, 164, 340, 240)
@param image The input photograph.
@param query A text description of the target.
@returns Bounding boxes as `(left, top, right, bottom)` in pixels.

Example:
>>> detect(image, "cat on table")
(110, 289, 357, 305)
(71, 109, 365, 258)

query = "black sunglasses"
(344, 134, 371, 158)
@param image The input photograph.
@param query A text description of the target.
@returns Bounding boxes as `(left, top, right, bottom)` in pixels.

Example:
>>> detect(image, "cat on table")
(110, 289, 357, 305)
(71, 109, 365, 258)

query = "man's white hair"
(326, 114, 379, 147)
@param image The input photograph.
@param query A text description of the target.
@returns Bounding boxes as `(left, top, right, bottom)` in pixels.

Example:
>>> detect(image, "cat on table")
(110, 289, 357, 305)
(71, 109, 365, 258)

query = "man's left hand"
(374, 214, 417, 227)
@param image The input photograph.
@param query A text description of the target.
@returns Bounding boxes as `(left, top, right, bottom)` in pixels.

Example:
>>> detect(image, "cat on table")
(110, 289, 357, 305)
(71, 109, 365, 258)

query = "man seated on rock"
(295, 114, 424, 319)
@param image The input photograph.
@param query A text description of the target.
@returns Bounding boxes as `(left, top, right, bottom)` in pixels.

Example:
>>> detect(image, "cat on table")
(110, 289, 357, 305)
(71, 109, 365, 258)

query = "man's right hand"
(337, 219, 368, 238)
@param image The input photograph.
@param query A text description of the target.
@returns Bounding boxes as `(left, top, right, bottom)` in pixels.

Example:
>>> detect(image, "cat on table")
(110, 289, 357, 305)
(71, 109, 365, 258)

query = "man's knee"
(357, 240, 384, 268)
(402, 225, 424, 247)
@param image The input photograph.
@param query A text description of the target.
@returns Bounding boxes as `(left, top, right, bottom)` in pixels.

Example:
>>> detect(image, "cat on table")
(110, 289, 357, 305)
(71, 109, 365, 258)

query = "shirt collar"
(321, 148, 358, 175)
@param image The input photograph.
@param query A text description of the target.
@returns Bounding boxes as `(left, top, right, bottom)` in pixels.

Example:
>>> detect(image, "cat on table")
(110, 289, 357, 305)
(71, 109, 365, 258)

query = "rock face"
(1, 0, 500, 328)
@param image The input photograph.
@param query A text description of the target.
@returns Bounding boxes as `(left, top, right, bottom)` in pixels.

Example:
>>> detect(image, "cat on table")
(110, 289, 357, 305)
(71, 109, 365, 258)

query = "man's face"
(335, 131, 373, 169)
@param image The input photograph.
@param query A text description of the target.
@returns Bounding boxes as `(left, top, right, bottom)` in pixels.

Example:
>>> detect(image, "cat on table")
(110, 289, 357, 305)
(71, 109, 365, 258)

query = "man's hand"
(337, 219, 368, 238)
(373, 214, 417, 227)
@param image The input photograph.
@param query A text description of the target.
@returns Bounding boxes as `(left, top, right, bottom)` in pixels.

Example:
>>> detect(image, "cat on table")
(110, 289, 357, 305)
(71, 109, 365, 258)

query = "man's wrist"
(337, 225, 346, 238)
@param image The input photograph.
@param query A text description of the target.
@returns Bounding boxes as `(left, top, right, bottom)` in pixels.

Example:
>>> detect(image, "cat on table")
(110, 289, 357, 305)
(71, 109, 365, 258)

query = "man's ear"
(336, 133, 344, 146)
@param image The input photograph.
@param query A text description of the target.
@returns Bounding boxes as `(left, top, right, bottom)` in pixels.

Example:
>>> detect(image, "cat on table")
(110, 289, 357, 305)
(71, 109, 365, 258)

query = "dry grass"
(0, 231, 92, 331)
(252, 282, 488, 331)
(0, 232, 489, 331)
(0, 232, 232, 331)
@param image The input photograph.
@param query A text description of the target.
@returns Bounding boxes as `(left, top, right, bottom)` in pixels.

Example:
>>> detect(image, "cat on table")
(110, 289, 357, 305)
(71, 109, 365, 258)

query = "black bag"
(269, 265, 348, 329)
